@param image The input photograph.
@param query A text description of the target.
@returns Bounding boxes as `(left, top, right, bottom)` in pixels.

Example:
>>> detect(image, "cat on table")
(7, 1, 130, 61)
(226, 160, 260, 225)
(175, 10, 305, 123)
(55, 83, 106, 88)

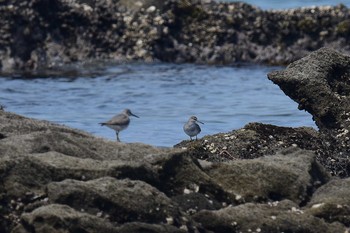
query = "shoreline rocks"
(2, 48, 350, 231)
(1, 0, 350, 72)
(0, 46, 350, 233)
(1, 114, 348, 233)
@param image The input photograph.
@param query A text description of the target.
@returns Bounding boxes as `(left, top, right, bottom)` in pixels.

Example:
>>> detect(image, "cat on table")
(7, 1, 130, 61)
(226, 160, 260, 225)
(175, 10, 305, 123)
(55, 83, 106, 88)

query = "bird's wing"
(105, 114, 129, 125)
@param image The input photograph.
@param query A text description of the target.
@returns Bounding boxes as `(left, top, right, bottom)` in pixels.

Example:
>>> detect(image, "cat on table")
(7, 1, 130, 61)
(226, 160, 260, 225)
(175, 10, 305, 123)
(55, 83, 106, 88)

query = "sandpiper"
(100, 109, 139, 142)
(183, 115, 204, 140)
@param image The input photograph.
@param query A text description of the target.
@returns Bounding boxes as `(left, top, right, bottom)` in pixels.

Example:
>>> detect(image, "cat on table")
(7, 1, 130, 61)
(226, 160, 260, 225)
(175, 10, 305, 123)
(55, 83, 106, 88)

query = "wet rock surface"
(1, 0, 350, 72)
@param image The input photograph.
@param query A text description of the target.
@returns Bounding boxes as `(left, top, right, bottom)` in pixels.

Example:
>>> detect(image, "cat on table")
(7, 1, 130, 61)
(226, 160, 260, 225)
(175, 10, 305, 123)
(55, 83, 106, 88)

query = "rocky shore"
(1, 48, 350, 232)
(1, 0, 350, 72)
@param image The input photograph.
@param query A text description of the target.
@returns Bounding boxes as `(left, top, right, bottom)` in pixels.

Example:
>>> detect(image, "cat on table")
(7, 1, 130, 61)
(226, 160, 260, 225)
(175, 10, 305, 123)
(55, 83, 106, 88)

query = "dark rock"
(205, 148, 330, 205)
(11, 204, 119, 233)
(1, 0, 350, 72)
(154, 151, 231, 203)
(12, 204, 187, 233)
(305, 178, 350, 226)
(0, 151, 159, 199)
(117, 222, 187, 233)
(268, 48, 350, 177)
(47, 177, 182, 224)
(193, 200, 346, 233)
(175, 122, 321, 162)
(171, 192, 223, 215)
(268, 48, 350, 134)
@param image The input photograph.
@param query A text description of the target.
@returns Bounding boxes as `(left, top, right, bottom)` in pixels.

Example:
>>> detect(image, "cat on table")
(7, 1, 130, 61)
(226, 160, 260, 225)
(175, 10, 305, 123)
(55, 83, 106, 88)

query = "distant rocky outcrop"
(1, 0, 350, 72)
(3, 47, 350, 232)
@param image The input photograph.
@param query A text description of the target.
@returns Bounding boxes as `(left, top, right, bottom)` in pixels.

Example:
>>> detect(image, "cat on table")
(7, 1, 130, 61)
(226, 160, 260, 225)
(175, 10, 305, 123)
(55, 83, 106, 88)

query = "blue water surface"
(0, 63, 316, 147)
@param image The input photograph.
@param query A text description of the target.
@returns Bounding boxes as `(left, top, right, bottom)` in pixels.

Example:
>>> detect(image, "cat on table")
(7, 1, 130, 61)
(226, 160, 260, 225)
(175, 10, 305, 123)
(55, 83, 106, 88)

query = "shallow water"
(0, 63, 316, 147)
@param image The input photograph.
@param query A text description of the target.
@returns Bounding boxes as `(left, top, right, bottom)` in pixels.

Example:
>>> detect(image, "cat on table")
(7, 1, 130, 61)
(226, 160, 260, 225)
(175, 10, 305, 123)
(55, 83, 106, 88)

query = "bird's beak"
(131, 113, 139, 118)
(197, 120, 204, 124)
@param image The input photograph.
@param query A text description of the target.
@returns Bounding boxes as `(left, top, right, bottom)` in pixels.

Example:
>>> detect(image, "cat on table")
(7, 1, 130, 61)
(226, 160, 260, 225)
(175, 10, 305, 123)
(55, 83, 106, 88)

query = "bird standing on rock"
(100, 109, 139, 142)
(183, 116, 204, 140)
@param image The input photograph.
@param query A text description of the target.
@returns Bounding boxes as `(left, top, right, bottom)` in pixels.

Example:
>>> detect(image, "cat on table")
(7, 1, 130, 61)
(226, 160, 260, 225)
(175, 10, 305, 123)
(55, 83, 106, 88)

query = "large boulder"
(268, 48, 350, 177)
(268, 48, 350, 134)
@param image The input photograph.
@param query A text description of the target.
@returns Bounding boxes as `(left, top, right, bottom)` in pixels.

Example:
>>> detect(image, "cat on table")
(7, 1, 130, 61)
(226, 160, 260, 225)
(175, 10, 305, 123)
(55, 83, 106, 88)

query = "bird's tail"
(99, 123, 106, 126)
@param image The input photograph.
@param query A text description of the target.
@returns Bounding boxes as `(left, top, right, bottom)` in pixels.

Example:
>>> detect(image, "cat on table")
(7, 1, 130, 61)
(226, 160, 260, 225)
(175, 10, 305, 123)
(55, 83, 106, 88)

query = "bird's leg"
(190, 136, 193, 141)
(195, 135, 198, 140)
(116, 132, 121, 142)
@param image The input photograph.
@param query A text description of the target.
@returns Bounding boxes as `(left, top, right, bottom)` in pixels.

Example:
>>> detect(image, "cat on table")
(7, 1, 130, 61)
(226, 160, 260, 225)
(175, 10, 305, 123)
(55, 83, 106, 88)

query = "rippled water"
(0, 63, 316, 147)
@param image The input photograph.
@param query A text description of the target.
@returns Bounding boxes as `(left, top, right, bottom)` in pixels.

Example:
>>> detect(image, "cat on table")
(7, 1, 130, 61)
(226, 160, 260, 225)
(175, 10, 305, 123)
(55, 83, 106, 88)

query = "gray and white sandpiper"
(100, 109, 139, 142)
(183, 115, 204, 140)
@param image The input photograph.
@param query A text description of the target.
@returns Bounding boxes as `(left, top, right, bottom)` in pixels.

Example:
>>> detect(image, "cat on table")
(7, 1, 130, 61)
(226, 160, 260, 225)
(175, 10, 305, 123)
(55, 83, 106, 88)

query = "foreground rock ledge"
(0, 109, 349, 232)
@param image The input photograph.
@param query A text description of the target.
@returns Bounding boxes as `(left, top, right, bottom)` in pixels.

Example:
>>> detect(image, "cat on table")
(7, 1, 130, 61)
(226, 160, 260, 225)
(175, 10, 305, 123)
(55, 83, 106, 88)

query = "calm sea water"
(0, 63, 315, 147)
